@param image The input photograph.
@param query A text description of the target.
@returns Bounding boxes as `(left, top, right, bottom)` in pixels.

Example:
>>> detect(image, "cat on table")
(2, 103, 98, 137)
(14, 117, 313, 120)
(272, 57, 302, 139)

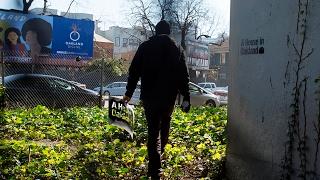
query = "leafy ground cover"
(0, 105, 227, 179)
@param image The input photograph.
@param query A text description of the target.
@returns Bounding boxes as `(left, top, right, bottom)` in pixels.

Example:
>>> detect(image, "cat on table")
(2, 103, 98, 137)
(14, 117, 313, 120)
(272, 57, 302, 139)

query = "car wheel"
(206, 100, 216, 107)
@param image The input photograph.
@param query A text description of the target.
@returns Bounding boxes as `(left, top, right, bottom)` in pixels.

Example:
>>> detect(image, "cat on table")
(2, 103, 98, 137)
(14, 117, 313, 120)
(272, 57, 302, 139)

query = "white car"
(211, 87, 228, 106)
(197, 82, 217, 92)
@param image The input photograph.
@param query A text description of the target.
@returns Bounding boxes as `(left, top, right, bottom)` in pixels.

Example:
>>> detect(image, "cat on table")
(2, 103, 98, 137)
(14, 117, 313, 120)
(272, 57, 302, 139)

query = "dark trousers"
(143, 101, 175, 178)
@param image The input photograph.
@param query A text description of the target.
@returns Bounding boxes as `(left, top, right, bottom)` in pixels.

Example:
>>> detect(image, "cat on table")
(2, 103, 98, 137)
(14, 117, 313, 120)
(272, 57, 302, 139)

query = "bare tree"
(42, 0, 48, 14)
(156, 0, 174, 20)
(19, 0, 75, 15)
(129, 0, 218, 50)
(62, 0, 77, 16)
(22, 0, 34, 13)
(130, 0, 157, 37)
(171, 0, 208, 49)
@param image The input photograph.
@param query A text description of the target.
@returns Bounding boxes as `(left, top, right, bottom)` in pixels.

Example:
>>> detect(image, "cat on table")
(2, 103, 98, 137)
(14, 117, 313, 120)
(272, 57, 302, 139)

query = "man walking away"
(123, 20, 190, 179)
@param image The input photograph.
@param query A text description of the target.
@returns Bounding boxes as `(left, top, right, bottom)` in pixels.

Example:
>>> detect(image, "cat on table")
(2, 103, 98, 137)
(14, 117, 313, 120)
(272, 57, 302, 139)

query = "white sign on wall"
(240, 37, 265, 55)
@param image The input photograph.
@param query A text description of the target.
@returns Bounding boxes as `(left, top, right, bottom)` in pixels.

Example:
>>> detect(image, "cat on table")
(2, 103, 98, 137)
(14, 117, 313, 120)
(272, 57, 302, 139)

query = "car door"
(108, 83, 120, 96)
(30, 77, 56, 107)
(49, 78, 80, 107)
(6, 76, 54, 107)
(118, 82, 127, 96)
(189, 83, 208, 106)
(108, 82, 127, 96)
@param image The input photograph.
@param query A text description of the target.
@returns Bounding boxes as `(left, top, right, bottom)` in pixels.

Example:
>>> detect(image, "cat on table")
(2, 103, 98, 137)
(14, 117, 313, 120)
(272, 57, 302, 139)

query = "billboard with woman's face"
(0, 9, 94, 61)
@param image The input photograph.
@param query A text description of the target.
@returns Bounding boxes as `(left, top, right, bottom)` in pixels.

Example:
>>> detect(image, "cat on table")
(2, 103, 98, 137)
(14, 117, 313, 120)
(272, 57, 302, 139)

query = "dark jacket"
(125, 35, 190, 105)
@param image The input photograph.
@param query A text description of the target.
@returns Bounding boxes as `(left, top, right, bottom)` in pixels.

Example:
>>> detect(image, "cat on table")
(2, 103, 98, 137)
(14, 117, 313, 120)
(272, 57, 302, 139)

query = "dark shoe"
(148, 169, 163, 180)
(150, 176, 160, 180)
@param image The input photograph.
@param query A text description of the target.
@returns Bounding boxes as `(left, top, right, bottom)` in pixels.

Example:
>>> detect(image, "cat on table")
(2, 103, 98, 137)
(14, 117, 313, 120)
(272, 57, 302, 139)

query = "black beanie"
(155, 20, 171, 35)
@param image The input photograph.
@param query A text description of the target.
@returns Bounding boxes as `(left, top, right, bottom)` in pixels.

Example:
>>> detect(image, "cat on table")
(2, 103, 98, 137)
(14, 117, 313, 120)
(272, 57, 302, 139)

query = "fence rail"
(1, 50, 129, 109)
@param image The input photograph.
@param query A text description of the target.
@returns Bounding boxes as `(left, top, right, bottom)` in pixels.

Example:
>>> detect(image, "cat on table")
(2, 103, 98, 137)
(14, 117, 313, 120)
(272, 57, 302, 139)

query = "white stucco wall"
(227, 0, 320, 179)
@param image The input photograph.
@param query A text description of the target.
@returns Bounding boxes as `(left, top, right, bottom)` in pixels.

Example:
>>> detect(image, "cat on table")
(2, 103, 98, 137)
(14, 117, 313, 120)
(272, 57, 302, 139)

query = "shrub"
(0, 105, 227, 179)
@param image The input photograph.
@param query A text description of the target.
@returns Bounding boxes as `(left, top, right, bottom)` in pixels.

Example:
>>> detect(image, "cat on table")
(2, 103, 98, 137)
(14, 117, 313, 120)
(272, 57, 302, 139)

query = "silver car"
(93, 82, 127, 96)
(177, 82, 221, 107)
(211, 87, 228, 106)
(197, 82, 217, 92)
(93, 82, 140, 105)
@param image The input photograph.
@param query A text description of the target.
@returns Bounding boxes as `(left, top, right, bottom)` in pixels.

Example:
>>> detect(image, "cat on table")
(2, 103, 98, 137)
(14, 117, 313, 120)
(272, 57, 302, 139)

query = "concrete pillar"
(227, 0, 320, 179)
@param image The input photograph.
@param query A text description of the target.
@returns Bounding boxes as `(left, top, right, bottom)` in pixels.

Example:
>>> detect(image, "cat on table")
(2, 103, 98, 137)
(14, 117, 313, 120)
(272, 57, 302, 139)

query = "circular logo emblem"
(70, 30, 80, 41)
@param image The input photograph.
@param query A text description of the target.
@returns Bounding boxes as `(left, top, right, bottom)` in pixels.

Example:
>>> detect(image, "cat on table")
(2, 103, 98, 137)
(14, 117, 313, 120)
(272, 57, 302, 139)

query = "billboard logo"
(65, 24, 83, 49)
(70, 24, 80, 41)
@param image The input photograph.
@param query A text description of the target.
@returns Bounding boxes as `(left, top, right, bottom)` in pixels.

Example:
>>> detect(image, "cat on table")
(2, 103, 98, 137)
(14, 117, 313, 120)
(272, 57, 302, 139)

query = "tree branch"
(62, 0, 77, 17)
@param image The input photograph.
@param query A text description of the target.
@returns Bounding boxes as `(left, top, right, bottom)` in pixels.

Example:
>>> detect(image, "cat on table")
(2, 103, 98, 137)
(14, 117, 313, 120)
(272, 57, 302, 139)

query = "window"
(198, 84, 205, 88)
(8, 77, 49, 89)
(189, 84, 200, 94)
(112, 83, 122, 88)
(119, 83, 127, 87)
(213, 53, 221, 66)
(225, 52, 229, 64)
(221, 53, 226, 64)
(129, 39, 139, 46)
(122, 38, 128, 47)
(219, 73, 227, 79)
(115, 37, 120, 47)
(53, 79, 73, 90)
(204, 84, 211, 88)
(129, 39, 134, 45)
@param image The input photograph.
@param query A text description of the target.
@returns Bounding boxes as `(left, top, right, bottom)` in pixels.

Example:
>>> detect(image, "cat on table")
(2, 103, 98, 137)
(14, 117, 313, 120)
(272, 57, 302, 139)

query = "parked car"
(93, 82, 127, 96)
(93, 82, 140, 105)
(4, 74, 100, 108)
(197, 82, 217, 92)
(211, 86, 228, 106)
(187, 82, 221, 107)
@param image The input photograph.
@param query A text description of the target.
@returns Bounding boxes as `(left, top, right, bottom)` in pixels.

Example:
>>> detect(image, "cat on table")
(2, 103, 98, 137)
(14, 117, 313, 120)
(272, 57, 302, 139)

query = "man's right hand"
(122, 95, 131, 104)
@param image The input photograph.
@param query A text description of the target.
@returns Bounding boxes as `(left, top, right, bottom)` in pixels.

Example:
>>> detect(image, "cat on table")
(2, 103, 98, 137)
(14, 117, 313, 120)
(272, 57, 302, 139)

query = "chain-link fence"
(1, 50, 130, 109)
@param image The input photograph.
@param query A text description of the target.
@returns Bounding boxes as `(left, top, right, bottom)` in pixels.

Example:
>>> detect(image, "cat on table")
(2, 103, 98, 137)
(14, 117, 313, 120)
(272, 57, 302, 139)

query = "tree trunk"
(22, 0, 34, 14)
(181, 28, 187, 50)
(43, 0, 48, 14)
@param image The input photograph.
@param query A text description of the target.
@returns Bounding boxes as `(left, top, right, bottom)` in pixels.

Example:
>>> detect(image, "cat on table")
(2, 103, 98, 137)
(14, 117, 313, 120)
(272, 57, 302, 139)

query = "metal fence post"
(0, 51, 5, 110)
(99, 58, 105, 108)
(1, 51, 4, 85)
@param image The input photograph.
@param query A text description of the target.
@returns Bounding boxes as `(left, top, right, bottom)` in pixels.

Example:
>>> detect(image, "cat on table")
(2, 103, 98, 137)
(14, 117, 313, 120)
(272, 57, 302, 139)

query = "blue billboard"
(0, 9, 94, 59)
(52, 16, 94, 57)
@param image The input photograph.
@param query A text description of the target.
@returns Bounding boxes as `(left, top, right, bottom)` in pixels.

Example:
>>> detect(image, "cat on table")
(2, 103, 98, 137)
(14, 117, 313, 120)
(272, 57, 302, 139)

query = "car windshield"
(198, 84, 205, 88)
(190, 83, 211, 94)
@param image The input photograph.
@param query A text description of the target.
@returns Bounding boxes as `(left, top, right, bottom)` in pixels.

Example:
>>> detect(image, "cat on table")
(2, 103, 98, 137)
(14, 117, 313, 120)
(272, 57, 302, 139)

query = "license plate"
(219, 96, 227, 101)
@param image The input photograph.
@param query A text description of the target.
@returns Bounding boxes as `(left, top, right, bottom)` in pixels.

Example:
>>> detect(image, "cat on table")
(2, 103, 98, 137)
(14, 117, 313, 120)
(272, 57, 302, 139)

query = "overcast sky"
(1, 0, 230, 37)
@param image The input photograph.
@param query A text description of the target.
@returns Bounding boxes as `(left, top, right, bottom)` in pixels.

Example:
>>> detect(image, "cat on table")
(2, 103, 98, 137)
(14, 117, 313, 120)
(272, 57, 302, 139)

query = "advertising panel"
(0, 9, 94, 63)
(186, 41, 209, 70)
(52, 16, 94, 57)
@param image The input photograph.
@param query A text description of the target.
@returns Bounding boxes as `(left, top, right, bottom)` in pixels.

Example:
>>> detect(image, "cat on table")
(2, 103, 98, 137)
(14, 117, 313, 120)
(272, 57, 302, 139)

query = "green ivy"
(0, 105, 227, 179)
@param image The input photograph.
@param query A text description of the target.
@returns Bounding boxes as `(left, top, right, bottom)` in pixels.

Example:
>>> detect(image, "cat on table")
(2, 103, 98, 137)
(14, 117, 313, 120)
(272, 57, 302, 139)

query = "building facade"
(209, 39, 229, 86)
(96, 26, 150, 61)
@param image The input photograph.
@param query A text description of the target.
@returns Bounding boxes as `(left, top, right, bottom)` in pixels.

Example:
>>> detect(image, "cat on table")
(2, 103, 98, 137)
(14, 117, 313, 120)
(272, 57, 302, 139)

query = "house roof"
(94, 33, 113, 44)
